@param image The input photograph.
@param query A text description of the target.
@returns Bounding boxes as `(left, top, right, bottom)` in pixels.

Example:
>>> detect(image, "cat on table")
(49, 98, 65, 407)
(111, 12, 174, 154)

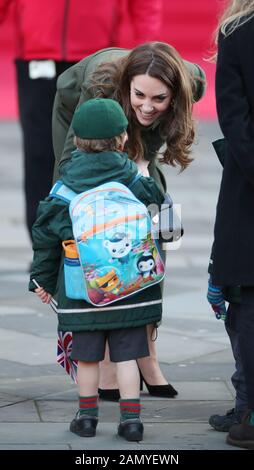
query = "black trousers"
(227, 287, 254, 409)
(225, 314, 248, 411)
(15, 59, 75, 239)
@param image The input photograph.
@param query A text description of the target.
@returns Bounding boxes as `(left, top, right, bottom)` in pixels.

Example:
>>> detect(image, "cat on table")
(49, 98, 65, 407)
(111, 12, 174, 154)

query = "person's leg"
(70, 330, 105, 437)
(233, 289, 254, 409)
(226, 306, 248, 413)
(117, 360, 143, 442)
(77, 360, 99, 397)
(137, 324, 178, 397)
(99, 341, 118, 390)
(209, 304, 248, 431)
(15, 60, 57, 240)
(137, 324, 167, 384)
(117, 359, 140, 398)
(77, 360, 99, 421)
(227, 288, 254, 449)
(99, 331, 165, 391)
(98, 326, 164, 395)
(99, 324, 178, 399)
(136, 249, 178, 395)
(109, 326, 149, 441)
(69, 360, 99, 437)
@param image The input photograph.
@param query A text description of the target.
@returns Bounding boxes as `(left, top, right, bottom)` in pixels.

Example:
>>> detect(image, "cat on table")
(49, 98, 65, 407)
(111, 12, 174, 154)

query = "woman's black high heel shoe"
(98, 374, 178, 401)
(139, 372, 178, 398)
(98, 388, 120, 401)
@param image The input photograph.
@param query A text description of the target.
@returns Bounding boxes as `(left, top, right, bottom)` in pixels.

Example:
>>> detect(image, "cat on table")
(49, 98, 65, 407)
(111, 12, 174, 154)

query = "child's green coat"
(29, 149, 164, 332)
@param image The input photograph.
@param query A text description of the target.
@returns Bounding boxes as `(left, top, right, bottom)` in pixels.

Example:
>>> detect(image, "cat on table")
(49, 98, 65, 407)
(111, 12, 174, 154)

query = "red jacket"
(0, 0, 162, 61)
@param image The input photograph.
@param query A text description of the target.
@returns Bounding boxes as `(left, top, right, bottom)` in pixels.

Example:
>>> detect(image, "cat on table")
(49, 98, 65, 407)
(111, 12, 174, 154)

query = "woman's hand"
(35, 287, 52, 304)
(136, 158, 150, 177)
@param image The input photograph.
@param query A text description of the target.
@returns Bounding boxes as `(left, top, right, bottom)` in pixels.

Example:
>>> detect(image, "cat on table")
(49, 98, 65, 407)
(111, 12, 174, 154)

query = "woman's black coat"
(210, 16, 254, 285)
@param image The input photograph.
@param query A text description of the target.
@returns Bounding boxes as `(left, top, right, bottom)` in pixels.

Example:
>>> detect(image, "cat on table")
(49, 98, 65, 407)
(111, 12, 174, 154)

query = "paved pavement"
(0, 121, 243, 451)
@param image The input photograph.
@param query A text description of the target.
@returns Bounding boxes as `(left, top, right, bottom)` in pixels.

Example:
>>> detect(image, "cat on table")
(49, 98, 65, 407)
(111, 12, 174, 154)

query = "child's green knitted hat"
(72, 98, 128, 139)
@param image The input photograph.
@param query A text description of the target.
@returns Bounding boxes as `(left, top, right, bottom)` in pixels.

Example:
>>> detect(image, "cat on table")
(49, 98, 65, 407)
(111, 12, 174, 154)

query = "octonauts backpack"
(50, 179, 165, 306)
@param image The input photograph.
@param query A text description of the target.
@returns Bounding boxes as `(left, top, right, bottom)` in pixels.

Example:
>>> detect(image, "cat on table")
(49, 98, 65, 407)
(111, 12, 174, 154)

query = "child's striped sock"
(79, 395, 98, 417)
(119, 398, 141, 421)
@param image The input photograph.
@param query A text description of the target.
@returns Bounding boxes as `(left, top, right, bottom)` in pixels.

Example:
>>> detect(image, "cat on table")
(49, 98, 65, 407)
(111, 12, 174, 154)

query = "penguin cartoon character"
(103, 233, 132, 264)
(137, 251, 156, 280)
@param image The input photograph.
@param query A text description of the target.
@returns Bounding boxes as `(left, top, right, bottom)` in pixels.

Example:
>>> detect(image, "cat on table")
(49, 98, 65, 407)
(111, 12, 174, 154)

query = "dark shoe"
(98, 377, 178, 401)
(118, 418, 144, 442)
(140, 372, 178, 398)
(209, 407, 244, 432)
(226, 410, 254, 449)
(98, 388, 120, 401)
(70, 412, 98, 437)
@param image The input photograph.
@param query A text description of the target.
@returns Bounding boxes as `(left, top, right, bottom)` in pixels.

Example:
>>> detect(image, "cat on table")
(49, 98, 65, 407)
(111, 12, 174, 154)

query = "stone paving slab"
(0, 329, 56, 365)
(0, 378, 233, 402)
(0, 391, 26, 407)
(0, 444, 70, 450)
(156, 330, 229, 364)
(0, 306, 38, 316)
(0, 360, 62, 380)
(160, 361, 235, 380)
(0, 422, 239, 450)
(194, 349, 234, 364)
(0, 353, 234, 382)
(156, 381, 233, 400)
(0, 376, 75, 399)
(0, 400, 40, 422)
(34, 399, 234, 424)
(0, 313, 56, 338)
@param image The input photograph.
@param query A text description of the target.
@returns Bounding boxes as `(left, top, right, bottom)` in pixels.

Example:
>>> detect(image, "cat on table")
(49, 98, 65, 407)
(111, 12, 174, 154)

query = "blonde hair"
(74, 131, 126, 153)
(213, 0, 254, 51)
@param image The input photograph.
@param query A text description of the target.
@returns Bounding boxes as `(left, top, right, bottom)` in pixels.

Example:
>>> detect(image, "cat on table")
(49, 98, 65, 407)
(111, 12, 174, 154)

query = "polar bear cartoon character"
(103, 233, 132, 264)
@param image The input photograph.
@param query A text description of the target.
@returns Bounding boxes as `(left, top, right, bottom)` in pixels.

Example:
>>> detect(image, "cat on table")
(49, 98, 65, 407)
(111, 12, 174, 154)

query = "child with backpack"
(29, 98, 166, 442)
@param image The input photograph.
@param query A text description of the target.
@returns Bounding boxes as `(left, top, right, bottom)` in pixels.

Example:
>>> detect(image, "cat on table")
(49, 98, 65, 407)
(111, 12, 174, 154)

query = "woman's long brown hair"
(89, 42, 195, 171)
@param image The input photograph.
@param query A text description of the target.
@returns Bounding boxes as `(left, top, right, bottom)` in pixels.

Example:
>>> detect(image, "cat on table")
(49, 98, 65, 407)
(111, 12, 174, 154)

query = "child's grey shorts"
(70, 325, 149, 362)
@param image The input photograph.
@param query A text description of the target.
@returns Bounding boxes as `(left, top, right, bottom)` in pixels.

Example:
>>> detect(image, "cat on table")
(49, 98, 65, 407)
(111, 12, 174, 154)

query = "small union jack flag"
(57, 331, 78, 383)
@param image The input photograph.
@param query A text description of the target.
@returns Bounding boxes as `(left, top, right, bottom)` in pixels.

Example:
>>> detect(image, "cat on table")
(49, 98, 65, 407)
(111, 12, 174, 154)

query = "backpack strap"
(50, 174, 142, 203)
(128, 172, 142, 190)
(49, 180, 78, 203)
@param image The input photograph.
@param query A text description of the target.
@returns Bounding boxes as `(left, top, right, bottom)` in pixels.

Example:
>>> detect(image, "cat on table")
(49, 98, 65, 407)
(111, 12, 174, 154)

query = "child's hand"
(207, 278, 227, 321)
(35, 287, 52, 304)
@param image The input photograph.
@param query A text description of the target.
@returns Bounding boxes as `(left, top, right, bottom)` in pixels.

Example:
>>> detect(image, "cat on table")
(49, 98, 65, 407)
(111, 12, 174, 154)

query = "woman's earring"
(170, 99, 175, 109)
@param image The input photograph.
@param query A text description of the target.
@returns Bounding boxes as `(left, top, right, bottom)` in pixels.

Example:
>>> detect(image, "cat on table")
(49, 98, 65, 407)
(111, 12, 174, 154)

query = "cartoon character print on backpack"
(82, 235, 164, 305)
(137, 251, 157, 281)
(103, 232, 132, 264)
(51, 180, 165, 306)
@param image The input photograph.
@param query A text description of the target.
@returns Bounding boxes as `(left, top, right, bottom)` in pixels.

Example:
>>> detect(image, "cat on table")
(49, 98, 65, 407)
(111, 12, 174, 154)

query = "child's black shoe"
(118, 418, 143, 442)
(70, 412, 98, 437)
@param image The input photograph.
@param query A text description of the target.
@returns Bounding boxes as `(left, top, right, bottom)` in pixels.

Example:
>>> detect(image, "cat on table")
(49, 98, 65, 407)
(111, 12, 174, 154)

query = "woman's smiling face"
(130, 74, 172, 126)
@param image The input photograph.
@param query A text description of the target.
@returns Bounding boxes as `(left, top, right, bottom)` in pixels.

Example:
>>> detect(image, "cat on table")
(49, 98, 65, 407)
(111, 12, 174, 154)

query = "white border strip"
(51, 298, 162, 314)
